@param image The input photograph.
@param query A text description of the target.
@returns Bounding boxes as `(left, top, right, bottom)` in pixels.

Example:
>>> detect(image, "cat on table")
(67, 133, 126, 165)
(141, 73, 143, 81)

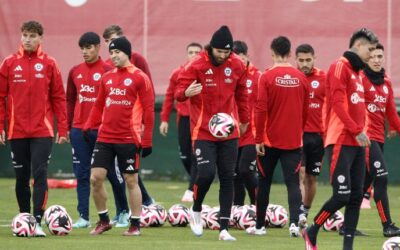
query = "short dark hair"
(233, 40, 248, 55)
(376, 43, 384, 51)
(21, 20, 43, 36)
(349, 28, 379, 48)
(295, 44, 314, 56)
(186, 42, 202, 50)
(103, 25, 123, 39)
(270, 36, 291, 57)
(79, 32, 100, 47)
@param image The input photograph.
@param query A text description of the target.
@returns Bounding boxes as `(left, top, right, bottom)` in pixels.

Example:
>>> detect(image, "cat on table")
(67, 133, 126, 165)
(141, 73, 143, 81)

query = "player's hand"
(256, 143, 265, 156)
(141, 147, 152, 158)
(159, 122, 169, 136)
(387, 130, 397, 139)
(0, 130, 6, 145)
(56, 135, 68, 144)
(239, 123, 249, 135)
(184, 80, 202, 97)
(355, 131, 371, 147)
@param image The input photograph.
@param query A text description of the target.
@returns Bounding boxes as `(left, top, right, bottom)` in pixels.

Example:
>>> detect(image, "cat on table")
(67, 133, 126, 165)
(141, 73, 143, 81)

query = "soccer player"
(303, 28, 378, 250)
(361, 43, 400, 237)
(232, 40, 260, 206)
(175, 25, 249, 241)
(159, 42, 202, 202)
(84, 37, 155, 236)
(67, 32, 128, 228)
(102, 25, 155, 225)
(0, 20, 68, 236)
(295, 44, 326, 221)
(248, 36, 309, 237)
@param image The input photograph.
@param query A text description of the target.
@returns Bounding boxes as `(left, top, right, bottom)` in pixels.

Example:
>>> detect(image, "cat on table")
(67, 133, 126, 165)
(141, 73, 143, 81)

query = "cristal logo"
(80, 84, 95, 93)
(110, 87, 126, 96)
(276, 74, 299, 87)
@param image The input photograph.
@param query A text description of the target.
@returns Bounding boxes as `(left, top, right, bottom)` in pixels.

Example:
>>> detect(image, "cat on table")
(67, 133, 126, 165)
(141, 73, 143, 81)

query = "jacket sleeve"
(49, 60, 68, 137)
(132, 53, 153, 82)
(66, 68, 76, 130)
(235, 69, 249, 124)
(255, 73, 268, 144)
(329, 63, 363, 136)
(175, 62, 197, 102)
(137, 72, 155, 148)
(84, 79, 105, 131)
(302, 76, 310, 129)
(0, 58, 9, 133)
(385, 82, 400, 133)
(160, 69, 179, 122)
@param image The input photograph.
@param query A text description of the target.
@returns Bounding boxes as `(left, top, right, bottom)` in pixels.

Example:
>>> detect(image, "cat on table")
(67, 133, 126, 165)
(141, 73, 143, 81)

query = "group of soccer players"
(0, 20, 399, 250)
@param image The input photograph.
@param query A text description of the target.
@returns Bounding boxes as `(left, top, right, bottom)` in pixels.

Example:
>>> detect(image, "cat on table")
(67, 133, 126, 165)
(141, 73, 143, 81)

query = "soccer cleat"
(73, 217, 91, 228)
(360, 198, 371, 209)
(110, 214, 119, 225)
(181, 190, 194, 202)
(303, 228, 318, 250)
(299, 213, 308, 230)
(123, 225, 141, 236)
(245, 226, 266, 235)
(189, 211, 203, 236)
(219, 229, 236, 241)
(90, 220, 112, 235)
(34, 223, 46, 237)
(115, 211, 129, 228)
(289, 223, 300, 237)
(383, 223, 400, 237)
(339, 227, 368, 237)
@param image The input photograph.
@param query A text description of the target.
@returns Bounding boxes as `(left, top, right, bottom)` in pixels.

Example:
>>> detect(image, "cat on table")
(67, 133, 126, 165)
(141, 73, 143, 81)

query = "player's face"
(187, 46, 201, 60)
(105, 33, 120, 47)
(110, 49, 129, 68)
(211, 48, 231, 65)
(296, 52, 315, 75)
(367, 49, 384, 72)
(237, 53, 249, 65)
(357, 40, 376, 63)
(80, 44, 100, 63)
(21, 31, 42, 53)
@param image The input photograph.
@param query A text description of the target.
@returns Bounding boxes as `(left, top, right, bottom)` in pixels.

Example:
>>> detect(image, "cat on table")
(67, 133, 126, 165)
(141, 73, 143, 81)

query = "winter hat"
(78, 32, 100, 47)
(210, 25, 233, 50)
(109, 36, 131, 59)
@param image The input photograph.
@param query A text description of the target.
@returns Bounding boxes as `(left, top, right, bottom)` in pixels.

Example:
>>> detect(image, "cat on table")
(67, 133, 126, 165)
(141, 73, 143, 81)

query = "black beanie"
(109, 37, 131, 59)
(210, 25, 233, 50)
(78, 32, 100, 47)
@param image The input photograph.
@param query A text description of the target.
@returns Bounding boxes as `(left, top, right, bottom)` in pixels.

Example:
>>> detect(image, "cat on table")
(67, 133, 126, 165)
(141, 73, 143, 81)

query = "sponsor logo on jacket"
(275, 74, 300, 87)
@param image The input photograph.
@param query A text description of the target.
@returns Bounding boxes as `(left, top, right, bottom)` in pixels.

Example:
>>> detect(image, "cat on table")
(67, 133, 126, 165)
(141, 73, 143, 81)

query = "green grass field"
(0, 178, 399, 250)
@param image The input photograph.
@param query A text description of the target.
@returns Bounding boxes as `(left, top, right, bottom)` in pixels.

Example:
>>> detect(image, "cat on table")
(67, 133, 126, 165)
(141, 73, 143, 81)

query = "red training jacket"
(0, 45, 67, 139)
(175, 50, 249, 141)
(304, 67, 326, 134)
(255, 65, 309, 150)
(66, 58, 113, 129)
(84, 65, 155, 147)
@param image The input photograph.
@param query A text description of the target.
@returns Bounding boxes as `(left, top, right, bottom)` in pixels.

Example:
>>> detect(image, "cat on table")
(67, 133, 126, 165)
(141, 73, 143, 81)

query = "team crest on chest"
(224, 67, 232, 77)
(311, 80, 319, 89)
(93, 73, 101, 81)
(246, 79, 252, 88)
(34, 63, 43, 71)
(124, 78, 133, 86)
(383, 86, 388, 94)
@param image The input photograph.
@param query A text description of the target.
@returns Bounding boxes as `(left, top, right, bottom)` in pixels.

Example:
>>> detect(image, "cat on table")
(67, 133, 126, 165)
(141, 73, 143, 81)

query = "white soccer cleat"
(298, 213, 308, 229)
(245, 226, 267, 235)
(181, 190, 194, 202)
(289, 223, 300, 237)
(219, 229, 236, 241)
(189, 211, 203, 236)
(34, 223, 46, 237)
(73, 217, 91, 228)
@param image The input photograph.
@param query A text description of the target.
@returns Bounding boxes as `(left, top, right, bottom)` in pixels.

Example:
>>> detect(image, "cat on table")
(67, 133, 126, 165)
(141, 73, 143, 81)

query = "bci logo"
(80, 84, 95, 93)
(110, 87, 126, 96)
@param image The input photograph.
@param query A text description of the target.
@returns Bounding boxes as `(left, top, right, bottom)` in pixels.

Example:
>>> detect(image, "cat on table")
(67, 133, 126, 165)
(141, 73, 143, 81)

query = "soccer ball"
(11, 213, 36, 237)
(208, 113, 235, 138)
(190, 204, 211, 228)
(230, 205, 241, 227)
(140, 205, 155, 227)
(233, 206, 256, 230)
(44, 205, 67, 225)
(206, 207, 220, 230)
(47, 210, 72, 235)
(148, 204, 167, 227)
(267, 204, 288, 228)
(323, 210, 344, 232)
(168, 204, 190, 227)
(382, 237, 400, 250)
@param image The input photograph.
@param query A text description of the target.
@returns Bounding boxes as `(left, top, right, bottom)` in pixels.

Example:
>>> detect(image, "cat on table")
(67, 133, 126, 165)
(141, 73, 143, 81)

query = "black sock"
(220, 218, 229, 231)
(343, 234, 354, 250)
(130, 216, 140, 228)
(35, 215, 42, 224)
(98, 210, 110, 222)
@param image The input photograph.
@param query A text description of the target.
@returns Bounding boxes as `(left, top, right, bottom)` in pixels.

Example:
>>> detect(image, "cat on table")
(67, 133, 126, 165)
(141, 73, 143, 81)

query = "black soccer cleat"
(339, 227, 368, 237)
(383, 223, 400, 237)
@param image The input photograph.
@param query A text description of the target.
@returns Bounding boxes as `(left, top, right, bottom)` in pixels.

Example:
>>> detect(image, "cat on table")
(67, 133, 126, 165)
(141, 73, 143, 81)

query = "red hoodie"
(66, 58, 113, 129)
(0, 45, 67, 139)
(175, 50, 249, 141)
(84, 65, 154, 147)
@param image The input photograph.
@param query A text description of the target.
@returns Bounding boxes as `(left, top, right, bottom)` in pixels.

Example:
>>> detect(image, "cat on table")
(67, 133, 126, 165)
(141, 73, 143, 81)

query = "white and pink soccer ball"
(148, 204, 167, 227)
(382, 237, 400, 250)
(206, 207, 220, 230)
(266, 204, 288, 228)
(323, 210, 344, 232)
(168, 204, 190, 227)
(233, 205, 256, 230)
(11, 213, 36, 237)
(44, 205, 72, 235)
(208, 113, 235, 138)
